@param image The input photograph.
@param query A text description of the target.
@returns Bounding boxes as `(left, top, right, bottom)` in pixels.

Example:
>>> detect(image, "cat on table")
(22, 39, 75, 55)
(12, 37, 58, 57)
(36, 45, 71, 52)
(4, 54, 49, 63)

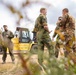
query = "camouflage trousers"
(37, 36, 54, 65)
(64, 32, 75, 52)
(59, 32, 75, 57)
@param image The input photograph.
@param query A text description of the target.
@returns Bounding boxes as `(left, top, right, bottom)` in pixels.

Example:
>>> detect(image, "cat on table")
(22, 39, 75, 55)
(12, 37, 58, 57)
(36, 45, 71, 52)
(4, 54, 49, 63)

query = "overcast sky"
(0, 0, 76, 38)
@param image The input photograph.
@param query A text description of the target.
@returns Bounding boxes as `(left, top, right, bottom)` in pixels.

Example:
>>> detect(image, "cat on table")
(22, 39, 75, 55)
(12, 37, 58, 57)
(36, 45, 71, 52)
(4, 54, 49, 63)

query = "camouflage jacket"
(59, 14, 75, 41)
(2, 30, 14, 39)
(59, 14, 75, 33)
(32, 14, 47, 33)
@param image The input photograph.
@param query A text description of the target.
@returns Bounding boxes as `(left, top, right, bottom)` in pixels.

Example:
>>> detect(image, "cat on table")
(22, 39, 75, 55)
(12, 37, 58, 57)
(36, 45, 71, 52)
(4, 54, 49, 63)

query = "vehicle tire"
(30, 44, 38, 54)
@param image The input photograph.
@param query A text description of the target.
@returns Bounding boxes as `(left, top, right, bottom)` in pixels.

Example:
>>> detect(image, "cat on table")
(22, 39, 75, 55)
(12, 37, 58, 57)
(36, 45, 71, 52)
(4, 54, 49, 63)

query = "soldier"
(52, 16, 64, 58)
(2, 25, 15, 64)
(14, 27, 20, 38)
(57, 8, 75, 55)
(36, 8, 54, 67)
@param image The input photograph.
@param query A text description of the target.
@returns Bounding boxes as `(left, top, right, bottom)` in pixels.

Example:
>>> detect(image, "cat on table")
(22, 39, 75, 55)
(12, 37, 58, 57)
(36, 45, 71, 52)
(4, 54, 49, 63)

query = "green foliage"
(21, 51, 76, 75)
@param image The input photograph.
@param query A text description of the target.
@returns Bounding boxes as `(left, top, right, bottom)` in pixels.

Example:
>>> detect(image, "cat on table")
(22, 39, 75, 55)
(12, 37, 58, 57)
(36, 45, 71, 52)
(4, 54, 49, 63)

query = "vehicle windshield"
(21, 31, 31, 43)
(22, 31, 29, 38)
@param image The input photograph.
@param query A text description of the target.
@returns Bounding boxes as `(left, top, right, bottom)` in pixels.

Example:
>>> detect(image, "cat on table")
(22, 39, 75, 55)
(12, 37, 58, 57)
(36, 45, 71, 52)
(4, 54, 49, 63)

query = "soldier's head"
(62, 8, 69, 16)
(40, 8, 47, 15)
(58, 16, 62, 21)
(16, 27, 20, 31)
(3, 25, 8, 31)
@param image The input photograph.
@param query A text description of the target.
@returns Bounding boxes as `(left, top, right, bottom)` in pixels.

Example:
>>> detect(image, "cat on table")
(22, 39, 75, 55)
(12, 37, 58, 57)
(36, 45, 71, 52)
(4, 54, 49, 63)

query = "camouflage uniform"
(36, 14, 54, 65)
(59, 14, 75, 54)
(53, 19, 64, 57)
(2, 30, 15, 63)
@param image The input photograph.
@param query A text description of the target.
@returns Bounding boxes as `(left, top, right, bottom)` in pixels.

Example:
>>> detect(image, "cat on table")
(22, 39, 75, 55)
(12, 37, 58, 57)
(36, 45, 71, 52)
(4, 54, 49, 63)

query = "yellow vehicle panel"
(12, 38, 33, 51)
(12, 38, 19, 44)
(13, 44, 19, 50)
(18, 43, 31, 50)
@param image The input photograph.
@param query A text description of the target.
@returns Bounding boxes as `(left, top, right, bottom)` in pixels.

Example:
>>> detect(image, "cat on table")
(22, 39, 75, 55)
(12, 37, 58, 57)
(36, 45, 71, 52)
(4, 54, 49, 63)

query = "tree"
(0, 0, 52, 25)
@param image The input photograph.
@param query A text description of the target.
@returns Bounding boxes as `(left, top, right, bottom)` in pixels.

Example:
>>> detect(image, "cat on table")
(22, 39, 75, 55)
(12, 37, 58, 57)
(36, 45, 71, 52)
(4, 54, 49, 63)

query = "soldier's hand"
(44, 26, 51, 33)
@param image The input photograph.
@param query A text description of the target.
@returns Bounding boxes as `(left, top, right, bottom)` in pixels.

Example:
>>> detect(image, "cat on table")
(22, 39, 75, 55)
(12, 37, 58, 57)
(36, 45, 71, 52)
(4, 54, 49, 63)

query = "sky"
(0, 0, 76, 38)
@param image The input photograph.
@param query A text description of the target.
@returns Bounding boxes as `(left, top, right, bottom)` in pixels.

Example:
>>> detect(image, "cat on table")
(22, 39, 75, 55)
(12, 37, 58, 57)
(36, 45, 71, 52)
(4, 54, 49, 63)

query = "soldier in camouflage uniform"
(57, 8, 75, 55)
(52, 16, 64, 58)
(35, 8, 54, 66)
(2, 25, 15, 64)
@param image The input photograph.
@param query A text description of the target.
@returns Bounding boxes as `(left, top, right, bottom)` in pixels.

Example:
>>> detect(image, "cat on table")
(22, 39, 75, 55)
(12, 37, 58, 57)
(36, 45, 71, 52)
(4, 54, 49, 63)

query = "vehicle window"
(22, 31, 29, 38)
(21, 31, 31, 43)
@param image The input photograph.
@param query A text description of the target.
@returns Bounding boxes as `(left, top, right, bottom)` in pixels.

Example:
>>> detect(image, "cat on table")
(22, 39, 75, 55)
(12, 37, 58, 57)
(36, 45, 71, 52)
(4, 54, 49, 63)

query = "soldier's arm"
(2, 32, 4, 37)
(32, 18, 39, 33)
(53, 32, 57, 38)
(8, 31, 14, 39)
(52, 27, 58, 38)
(41, 16, 50, 33)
